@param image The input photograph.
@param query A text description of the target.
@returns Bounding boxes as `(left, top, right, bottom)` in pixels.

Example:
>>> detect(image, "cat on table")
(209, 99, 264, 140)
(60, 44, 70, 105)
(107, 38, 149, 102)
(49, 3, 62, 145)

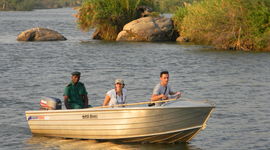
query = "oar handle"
(91, 98, 178, 109)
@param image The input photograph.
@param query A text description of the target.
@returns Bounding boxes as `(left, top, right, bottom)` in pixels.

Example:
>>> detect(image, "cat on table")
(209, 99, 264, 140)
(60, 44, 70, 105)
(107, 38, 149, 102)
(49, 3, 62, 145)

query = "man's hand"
(175, 92, 181, 99)
(83, 95, 89, 108)
(160, 94, 168, 100)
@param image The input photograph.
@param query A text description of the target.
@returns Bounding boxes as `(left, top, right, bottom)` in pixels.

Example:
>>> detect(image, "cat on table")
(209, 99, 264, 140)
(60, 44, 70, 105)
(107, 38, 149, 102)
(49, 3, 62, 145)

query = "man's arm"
(151, 94, 168, 101)
(64, 96, 71, 109)
(83, 95, 89, 108)
(81, 84, 89, 108)
(169, 91, 181, 99)
(151, 84, 168, 101)
(168, 86, 181, 99)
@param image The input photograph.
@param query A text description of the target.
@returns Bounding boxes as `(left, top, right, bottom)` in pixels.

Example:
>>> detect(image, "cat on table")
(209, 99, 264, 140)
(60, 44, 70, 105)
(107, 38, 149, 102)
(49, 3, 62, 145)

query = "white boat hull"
(25, 100, 214, 143)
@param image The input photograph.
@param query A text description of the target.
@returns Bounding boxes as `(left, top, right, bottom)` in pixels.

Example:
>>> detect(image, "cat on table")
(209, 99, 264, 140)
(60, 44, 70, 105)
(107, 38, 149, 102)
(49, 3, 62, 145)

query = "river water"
(0, 8, 269, 150)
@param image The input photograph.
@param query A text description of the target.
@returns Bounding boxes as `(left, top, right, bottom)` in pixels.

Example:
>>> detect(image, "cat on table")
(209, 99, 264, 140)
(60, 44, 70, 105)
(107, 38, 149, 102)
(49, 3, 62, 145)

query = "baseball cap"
(115, 79, 124, 84)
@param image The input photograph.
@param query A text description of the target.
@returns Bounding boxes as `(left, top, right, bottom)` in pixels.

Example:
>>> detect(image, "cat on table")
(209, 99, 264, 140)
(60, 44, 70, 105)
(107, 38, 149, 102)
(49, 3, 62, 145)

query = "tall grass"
(75, 0, 155, 40)
(173, 0, 270, 51)
(156, 0, 198, 13)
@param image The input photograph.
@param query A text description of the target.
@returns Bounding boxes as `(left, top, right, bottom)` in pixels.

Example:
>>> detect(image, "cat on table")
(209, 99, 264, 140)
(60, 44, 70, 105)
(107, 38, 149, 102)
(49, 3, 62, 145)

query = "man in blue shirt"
(151, 71, 181, 106)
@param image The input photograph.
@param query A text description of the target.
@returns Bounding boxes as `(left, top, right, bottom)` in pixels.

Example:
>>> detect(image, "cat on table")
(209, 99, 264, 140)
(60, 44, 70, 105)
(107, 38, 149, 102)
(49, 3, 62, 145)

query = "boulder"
(176, 36, 190, 43)
(17, 27, 67, 41)
(116, 17, 175, 42)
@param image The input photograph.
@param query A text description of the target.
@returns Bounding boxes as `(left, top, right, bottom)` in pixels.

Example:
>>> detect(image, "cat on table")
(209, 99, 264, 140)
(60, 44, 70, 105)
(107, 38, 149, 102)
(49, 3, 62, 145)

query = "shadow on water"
(25, 136, 201, 150)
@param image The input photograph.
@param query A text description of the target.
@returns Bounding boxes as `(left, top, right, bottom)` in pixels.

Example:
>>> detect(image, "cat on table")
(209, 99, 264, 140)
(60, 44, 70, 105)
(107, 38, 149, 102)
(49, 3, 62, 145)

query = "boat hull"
(25, 101, 214, 143)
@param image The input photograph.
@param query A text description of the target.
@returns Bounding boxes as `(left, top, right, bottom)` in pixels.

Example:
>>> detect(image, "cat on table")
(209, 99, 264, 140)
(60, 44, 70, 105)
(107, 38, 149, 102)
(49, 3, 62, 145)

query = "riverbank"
(75, 0, 270, 51)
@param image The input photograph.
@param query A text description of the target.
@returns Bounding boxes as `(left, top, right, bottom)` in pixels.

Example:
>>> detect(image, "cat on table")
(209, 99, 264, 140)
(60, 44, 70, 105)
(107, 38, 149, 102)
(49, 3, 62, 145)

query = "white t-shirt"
(106, 88, 127, 106)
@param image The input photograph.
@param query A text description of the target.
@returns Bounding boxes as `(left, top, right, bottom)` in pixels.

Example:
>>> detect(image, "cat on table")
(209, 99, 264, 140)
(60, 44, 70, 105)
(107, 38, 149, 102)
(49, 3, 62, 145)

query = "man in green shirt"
(63, 72, 89, 109)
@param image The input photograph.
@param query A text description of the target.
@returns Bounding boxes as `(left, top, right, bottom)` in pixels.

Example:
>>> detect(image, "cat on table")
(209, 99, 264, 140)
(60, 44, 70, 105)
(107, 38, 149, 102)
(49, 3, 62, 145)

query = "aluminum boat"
(25, 99, 214, 143)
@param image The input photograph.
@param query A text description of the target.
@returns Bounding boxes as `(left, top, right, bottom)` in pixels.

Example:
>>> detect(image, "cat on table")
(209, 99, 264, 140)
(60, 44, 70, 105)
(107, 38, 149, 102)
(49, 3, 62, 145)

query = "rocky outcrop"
(116, 17, 176, 42)
(17, 27, 67, 41)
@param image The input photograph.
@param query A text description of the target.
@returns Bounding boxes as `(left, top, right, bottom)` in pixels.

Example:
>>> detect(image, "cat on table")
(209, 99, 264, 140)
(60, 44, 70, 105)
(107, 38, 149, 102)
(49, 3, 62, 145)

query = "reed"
(173, 0, 270, 51)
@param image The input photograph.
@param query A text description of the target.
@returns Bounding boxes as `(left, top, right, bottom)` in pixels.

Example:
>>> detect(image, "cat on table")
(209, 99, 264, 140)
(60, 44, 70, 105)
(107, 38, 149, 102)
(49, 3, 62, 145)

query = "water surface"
(0, 8, 269, 150)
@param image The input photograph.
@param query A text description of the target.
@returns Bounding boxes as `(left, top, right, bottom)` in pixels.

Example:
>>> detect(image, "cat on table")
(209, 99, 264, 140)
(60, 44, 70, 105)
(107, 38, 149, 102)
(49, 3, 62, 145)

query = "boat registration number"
(82, 114, 98, 119)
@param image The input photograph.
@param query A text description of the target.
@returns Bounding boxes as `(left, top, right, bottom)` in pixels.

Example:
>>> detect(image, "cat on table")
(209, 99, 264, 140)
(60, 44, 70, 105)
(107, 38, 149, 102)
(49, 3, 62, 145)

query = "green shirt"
(64, 81, 88, 109)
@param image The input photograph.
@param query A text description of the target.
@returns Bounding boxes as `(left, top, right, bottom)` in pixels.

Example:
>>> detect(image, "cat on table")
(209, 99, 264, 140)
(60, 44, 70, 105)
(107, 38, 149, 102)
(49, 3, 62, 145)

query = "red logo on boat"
(27, 116, 45, 120)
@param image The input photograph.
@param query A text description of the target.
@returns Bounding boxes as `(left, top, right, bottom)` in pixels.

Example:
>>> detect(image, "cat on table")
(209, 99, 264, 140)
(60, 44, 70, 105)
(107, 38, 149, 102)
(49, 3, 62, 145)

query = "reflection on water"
(25, 136, 200, 150)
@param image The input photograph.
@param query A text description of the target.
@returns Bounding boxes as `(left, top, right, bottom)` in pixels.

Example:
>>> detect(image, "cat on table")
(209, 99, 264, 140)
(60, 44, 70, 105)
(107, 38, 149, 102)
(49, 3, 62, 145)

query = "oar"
(90, 98, 178, 109)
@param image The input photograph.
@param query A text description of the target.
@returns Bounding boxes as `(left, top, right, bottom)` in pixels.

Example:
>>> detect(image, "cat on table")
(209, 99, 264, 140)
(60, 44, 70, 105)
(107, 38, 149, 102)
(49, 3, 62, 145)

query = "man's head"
(160, 71, 169, 86)
(71, 71, 81, 84)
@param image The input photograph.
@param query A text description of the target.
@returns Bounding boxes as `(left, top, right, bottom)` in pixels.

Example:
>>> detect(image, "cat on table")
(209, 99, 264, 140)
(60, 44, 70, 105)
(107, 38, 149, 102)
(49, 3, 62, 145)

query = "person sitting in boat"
(150, 71, 181, 106)
(63, 71, 89, 109)
(103, 79, 127, 107)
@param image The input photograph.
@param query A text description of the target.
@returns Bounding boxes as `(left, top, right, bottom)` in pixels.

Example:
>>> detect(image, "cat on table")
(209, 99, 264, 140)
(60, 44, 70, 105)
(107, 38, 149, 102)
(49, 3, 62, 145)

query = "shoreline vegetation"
(75, 0, 270, 51)
(0, 0, 82, 11)
(173, 0, 270, 51)
(74, 0, 158, 41)
(4, 0, 270, 51)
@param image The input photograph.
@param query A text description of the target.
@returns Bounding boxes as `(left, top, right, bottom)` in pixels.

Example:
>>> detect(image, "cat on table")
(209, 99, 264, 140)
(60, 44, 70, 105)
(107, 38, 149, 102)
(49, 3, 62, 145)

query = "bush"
(75, 0, 155, 40)
(173, 0, 270, 51)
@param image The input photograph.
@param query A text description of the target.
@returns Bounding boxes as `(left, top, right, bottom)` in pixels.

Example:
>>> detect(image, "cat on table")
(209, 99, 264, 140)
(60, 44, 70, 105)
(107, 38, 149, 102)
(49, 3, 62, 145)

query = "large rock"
(116, 17, 175, 42)
(17, 27, 67, 41)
